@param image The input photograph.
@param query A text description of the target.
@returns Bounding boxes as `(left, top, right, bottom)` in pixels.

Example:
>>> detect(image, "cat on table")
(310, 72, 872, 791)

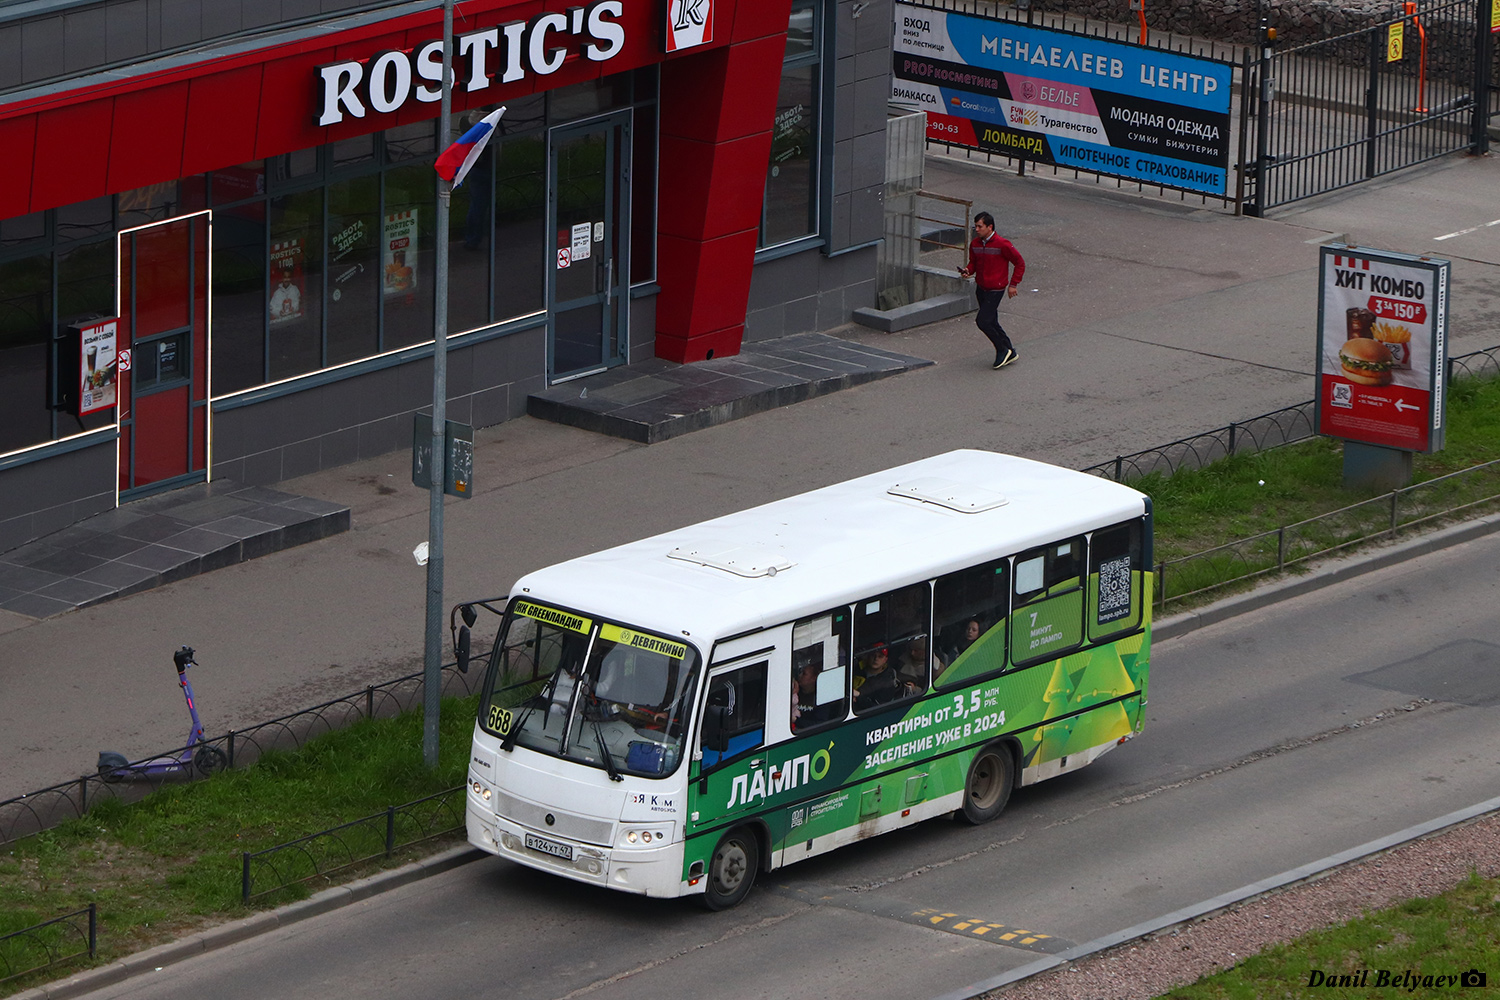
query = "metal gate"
(1246, 0, 1497, 214)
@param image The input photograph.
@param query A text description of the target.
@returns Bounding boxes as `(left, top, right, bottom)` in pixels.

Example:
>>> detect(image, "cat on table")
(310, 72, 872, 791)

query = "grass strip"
(1162, 871, 1500, 999)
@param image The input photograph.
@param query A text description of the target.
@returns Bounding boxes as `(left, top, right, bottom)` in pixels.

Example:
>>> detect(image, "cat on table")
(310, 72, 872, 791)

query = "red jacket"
(967, 233, 1025, 291)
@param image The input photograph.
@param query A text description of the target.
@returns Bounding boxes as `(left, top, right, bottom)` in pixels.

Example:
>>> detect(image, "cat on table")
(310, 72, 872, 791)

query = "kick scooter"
(97, 646, 229, 781)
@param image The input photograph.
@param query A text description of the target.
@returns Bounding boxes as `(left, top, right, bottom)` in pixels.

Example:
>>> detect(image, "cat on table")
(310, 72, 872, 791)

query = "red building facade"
(0, 0, 890, 551)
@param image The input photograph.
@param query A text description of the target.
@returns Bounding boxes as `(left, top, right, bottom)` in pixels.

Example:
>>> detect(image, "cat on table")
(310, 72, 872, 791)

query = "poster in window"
(383, 210, 418, 297)
(269, 239, 306, 325)
(77, 318, 118, 415)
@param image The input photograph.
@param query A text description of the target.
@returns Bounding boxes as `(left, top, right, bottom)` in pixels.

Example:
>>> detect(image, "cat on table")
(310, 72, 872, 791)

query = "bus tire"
(700, 827, 759, 910)
(960, 743, 1014, 825)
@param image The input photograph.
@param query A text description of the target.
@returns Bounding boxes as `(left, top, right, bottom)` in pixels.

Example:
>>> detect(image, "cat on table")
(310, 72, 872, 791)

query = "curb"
(1152, 510, 1500, 644)
(933, 794, 1500, 1000)
(12, 845, 485, 1000)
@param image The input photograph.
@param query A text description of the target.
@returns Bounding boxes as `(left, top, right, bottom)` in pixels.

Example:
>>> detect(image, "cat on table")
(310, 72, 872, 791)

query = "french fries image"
(1372, 321, 1411, 344)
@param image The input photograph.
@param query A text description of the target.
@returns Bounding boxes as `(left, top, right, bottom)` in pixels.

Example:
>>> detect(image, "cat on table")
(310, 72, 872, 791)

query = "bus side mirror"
(460, 604, 478, 628)
(456, 626, 472, 674)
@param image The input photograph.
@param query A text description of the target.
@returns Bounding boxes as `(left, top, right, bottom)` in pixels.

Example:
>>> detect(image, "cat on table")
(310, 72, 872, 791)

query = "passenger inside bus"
(894, 634, 939, 693)
(852, 643, 902, 711)
(791, 654, 839, 732)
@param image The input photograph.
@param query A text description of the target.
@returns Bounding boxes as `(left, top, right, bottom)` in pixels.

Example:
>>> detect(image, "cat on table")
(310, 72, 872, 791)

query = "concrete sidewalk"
(3, 149, 1499, 802)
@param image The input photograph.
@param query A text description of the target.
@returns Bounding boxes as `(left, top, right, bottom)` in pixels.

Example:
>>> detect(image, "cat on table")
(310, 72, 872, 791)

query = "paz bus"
(457, 450, 1152, 909)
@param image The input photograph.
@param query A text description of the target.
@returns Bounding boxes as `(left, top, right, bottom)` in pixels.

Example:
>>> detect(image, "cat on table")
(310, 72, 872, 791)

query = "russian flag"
(434, 107, 506, 189)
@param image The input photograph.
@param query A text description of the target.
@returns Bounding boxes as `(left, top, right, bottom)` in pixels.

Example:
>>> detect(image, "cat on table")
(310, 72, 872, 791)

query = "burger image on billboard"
(1339, 337, 1395, 386)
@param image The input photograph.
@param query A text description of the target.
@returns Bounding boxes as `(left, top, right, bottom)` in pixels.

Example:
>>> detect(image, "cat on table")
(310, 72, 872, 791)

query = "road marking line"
(1434, 218, 1500, 241)
(766, 882, 1073, 953)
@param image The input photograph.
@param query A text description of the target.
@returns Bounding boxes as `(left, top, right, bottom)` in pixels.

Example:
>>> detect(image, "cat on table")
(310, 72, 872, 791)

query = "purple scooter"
(97, 646, 228, 781)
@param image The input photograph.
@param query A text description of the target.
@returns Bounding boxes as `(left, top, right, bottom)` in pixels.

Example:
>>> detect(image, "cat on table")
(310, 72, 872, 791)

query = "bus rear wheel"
(700, 827, 759, 910)
(961, 744, 1014, 825)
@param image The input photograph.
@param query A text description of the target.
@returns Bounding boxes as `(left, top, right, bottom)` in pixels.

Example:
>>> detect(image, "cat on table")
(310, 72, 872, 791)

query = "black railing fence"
(1084, 344, 1500, 483)
(0, 904, 95, 987)
(241, 787, 466, 903)
(1154, 456, 1500, 607)
(0, 657, 486, 848)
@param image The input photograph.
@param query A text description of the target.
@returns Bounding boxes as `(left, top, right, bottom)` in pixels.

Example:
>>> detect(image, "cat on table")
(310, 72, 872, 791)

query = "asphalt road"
(7, 150, 1500, 802)
(62, 528, 1500, 1000)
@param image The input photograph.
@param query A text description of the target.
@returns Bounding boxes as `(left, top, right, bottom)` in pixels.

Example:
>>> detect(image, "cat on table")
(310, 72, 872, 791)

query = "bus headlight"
(470, 779, 492, 801)
(619, 825, 671, 848)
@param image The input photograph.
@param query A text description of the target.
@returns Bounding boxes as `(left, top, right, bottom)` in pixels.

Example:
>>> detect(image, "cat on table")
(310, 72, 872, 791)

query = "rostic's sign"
(315, 0, 627, 126)
(891, 2, 1233, 194)
(1315, 245, 1450, 453)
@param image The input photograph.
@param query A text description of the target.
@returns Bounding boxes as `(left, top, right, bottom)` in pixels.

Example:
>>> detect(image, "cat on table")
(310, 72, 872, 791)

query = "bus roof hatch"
(886, 477, 1009, 513)
(666, 545, 796, 578)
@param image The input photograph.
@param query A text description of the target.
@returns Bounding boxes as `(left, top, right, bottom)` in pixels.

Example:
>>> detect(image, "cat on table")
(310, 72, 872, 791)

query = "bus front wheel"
(700, 827, 759, 910)
(961, 744, 1014, 825)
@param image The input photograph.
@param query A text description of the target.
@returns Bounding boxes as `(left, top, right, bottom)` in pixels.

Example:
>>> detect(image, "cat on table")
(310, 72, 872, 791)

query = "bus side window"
(1010, 537, 1086, 667)
(852, 583, 929, 714)
(1088, 521, 1143, 641)
(700, 661, 767, 771)
(933, 558, 1008, 690)
(791, 610, 849, 734)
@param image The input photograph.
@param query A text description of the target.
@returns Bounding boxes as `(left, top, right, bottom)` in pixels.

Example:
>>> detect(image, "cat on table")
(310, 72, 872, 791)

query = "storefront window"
(118, 181, 186, 230)
(211, 201, 268, 395)
(211, 162, 266, 205)
(1, 212, 46, 248)
(631, 99, 657, 285)
(55, 241, 116, 434)
(326, 175, 379, 366)
(55, 197, 113, 245)
(331, 134, 375, 170)
(759, 0, 821, 249)
(760, 64, 818, 247)
(381, 164, 436, 350)
(493, 132, 545, 320)
(268, 188, 323, 381)
(384, 123, 436, 163)
(0, 253, 54, 454)
(550, 76, 631, 121)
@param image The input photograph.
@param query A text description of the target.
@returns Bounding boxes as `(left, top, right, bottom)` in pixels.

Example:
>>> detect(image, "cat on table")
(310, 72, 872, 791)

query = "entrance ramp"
(0, 482, 349, 619)
(527, 332, 933, 444)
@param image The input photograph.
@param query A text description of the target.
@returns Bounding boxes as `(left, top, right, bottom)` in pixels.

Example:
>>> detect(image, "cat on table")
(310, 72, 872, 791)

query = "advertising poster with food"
(383, 210, 418, 297)
(1316, 246, 1449, 453)
(269, 239, 306, 325)
(77, 318, 118, 416)
(891, 3, 1232, 194)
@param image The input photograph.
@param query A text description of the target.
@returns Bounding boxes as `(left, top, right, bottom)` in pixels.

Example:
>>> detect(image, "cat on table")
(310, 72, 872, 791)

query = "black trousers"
(975, 288, 1015, 358)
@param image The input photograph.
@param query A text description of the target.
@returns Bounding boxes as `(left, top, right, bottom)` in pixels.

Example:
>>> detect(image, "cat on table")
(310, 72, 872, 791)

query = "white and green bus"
(459, 450, 1152, 909)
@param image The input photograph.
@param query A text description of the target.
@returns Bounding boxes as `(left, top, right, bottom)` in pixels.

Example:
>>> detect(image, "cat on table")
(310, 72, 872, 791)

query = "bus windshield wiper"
(588, 708, 624, 782)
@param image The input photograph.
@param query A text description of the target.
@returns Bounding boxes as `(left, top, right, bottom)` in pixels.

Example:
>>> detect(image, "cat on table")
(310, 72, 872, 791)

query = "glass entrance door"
(118, 214, 210, 499)
(548, 112, 630, 382)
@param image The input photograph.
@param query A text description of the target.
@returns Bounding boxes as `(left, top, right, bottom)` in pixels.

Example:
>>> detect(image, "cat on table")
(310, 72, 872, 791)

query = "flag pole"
(423, 0, 454, 770)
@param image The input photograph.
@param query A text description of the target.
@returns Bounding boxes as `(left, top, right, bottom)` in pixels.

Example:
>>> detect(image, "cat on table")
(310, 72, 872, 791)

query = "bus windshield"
(479, 599, 699, 779)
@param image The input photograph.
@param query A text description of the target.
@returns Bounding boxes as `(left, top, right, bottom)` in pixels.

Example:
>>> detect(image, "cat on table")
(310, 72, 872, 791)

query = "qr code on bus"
(1097, 554, 1133, 623)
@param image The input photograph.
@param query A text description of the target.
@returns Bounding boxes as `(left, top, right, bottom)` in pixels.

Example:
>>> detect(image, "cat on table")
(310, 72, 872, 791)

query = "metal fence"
(241, 787, 466, 903)
(1155, 456, 1500, 607)
(0, 660, 484, 847)
(1244, 0, 1495, 213)
(1083, 344, 1500, 483)
(0, 904, 95, 987)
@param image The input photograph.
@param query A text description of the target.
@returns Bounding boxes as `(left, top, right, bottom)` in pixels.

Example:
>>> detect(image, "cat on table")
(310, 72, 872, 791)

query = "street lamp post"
(423, 0, 455, 770)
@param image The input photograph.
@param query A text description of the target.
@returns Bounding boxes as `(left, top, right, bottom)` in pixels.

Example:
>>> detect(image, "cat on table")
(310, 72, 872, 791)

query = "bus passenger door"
(690, 660, 768, 837)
